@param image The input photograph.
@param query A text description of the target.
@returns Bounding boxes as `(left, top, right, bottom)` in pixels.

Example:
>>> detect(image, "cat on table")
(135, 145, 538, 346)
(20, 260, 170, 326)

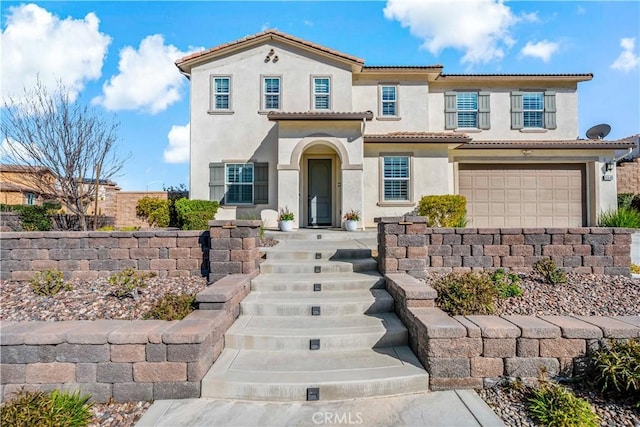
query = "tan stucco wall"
(428, 85, 580, 141)
(189, 40, 355, 206)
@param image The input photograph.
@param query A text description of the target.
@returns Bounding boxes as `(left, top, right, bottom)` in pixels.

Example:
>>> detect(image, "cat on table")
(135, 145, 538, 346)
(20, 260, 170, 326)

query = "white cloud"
(93, 35, 200, 114)
(610, 38, 640, 73)
(520, 12, 540, 23)
(383, 0, 518, 64)
(0, 3, 111, 103)
(520, 40, 560, 62)
(163, 123, 190, 164)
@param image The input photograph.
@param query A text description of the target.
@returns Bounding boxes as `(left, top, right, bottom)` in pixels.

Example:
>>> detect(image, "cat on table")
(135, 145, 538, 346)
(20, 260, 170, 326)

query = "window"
(522, 92, 544, 128)
(380, 85, 398, 117)
(383, 156, 410, 201)
(211, 76, 231, 110)
(445, 91, 490, 130)
(313, 77, 331, 110)
(263, 76, 281, 110)
(25, 192, 36, 205)
(209, 162, 268, 205)
(456, 92, 478, 128)
(511, 91, 556, 130)
(225, 163, 253, 204)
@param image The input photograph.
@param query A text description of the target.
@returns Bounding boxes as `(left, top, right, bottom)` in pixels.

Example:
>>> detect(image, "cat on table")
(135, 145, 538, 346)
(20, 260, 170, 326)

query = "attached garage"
(458, 164, 586, 227)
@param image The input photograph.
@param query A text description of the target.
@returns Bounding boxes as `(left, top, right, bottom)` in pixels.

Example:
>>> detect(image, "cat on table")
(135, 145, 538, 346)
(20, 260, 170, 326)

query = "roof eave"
(267, 111, 374, 121)
(436, 74, 593, 83)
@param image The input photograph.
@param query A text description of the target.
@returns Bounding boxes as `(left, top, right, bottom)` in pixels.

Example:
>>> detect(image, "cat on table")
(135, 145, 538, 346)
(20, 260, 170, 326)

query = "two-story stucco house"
(176, 30, 635, 229)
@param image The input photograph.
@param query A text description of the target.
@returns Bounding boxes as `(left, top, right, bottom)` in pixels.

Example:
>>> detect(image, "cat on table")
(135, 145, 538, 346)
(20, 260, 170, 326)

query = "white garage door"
(459, 164, 586, 227)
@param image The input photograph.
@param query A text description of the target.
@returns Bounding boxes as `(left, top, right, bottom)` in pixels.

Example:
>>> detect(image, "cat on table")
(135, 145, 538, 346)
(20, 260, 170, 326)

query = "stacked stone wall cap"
(538, 315, 604, 339)
(1, 322, 48, 345)
(162, 320, 216, 344)
(501, 315, 561, 338)
(613, 316, 640, 328)
(574, 316, 640, 338)
(452, 316, 481, 338)
(195, 274, 251, 303)
(65, 320, 130, 344)
(24, 322, 85, 345)
(148, 321, 180, 344)
(409, 307, 466, 338)
(465, 316, 521, 338)
(183, 310, 225, 323)
(108, 320, 168, 344)
(386, 273, 438, 300)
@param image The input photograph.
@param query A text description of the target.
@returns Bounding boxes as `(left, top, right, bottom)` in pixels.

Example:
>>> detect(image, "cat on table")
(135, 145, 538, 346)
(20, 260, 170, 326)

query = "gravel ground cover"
(424, 271, 640, 426)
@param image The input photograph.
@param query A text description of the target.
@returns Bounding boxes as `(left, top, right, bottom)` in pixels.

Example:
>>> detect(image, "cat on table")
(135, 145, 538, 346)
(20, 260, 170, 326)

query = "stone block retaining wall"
(208, 220, 262, 283)
(386, 273, 640, 390)
(0, 274, 251, 402)
(0, 230, 210, 281)
(376, 217, 632, 278)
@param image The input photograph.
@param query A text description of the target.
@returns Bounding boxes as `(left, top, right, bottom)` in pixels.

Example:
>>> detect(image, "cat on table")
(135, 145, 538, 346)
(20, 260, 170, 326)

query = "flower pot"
(279, 220, 294, 232)
(344, 219, 358, 231)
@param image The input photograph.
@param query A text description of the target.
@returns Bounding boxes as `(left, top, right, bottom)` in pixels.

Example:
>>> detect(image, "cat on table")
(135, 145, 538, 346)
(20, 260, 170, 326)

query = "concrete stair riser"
(240, 300, 394, 316)
(259, 259, 378, 274)
(250, 278, 385, 292)
(264, 249, 372, 260)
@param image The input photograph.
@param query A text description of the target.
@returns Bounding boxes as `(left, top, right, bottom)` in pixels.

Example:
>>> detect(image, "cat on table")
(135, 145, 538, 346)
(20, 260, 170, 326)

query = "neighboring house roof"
(267, 111, 374, 121)
(365, 132, 471, 143)
(80, 178, 119, 186)
(176, 29, 365, 72)
(0, 182, 40, 193)
(0, 164, 51, 173)
(459, 139, 636, 149)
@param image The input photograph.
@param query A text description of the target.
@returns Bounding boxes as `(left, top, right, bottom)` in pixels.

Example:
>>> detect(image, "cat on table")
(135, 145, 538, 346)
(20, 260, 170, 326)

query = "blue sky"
(2, 1, 639, 191)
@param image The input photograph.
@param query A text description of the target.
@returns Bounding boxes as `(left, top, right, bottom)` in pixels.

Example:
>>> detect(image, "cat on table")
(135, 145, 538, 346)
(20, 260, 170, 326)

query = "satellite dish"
(586, 123, 611, 140)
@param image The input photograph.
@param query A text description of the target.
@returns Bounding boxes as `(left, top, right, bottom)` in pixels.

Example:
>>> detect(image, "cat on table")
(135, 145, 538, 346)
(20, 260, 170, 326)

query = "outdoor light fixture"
(605, 161, 614, 172)
(522, 150, 532, 156)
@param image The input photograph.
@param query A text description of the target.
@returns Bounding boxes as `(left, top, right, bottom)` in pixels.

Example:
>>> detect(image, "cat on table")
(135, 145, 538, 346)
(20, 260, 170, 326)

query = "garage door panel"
(459, 164, 585, 228)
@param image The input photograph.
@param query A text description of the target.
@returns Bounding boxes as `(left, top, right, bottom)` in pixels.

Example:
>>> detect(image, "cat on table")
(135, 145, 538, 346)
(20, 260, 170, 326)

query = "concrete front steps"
(201, 230, 429, 402)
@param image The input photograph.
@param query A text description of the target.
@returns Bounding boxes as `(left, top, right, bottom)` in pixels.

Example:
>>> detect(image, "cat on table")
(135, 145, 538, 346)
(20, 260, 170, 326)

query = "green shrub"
(1, 389, 93, 427)
(433, 272, 498, 315)
(492, 268, 524, 298)
(417, 195, 467, 227)
(591, 339, 640, 398)
(631, 263, 640, 274)
(108, 268, 151, 299)
(135, 197, 170, 227)
(527, 381, 600, 427)
(119, 225, 140, 231)
(598, 207, 640, 228)
(143, 292, 197, 320)
(30, 270, 71, 296)
(534, 258, 567, 285)
(1, 204, 53, 231)
(617, 193, 640, 211)
(174, 198, 219, 230)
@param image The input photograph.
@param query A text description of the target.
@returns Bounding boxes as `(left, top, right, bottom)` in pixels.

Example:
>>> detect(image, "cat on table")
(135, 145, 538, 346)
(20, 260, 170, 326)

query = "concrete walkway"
(136, 390, 504, 427)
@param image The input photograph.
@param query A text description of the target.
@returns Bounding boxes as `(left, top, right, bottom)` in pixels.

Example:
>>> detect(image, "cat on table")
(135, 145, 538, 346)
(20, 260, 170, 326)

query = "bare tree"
(1, 79, 126, 230)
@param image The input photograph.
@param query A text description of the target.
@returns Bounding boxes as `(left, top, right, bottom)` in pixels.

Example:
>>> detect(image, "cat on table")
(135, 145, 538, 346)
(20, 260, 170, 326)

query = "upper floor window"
(380, 85, 398, 117)
(313, 77, 331, 110)
(445, 91, 490, 130)
(511, 91, 556, 130)
(211, 76, 231, 111)
(456, 92, 478, 128)
(263, 76, 281, 110)
(522, 92, 544, 128)
(382, 156, 410, 202)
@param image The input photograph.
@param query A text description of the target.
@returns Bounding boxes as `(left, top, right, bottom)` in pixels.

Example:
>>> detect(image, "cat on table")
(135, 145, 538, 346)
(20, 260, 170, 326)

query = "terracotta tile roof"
(176, 29, 364, 68)
(362, 65, 443, 70)
(267, 111, 373, 121)
(459, 139, 636, 149)
(437, 73, 593, 82)
(365, 132, 471, 143)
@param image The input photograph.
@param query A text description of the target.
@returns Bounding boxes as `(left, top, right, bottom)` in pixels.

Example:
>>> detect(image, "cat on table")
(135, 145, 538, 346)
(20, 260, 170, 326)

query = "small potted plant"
(343, 209, 360, 231)
(278, 207, 295, 232)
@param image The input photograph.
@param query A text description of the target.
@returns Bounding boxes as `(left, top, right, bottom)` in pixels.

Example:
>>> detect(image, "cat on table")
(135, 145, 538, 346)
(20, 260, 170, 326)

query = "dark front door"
(308, 159, 332, 226)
